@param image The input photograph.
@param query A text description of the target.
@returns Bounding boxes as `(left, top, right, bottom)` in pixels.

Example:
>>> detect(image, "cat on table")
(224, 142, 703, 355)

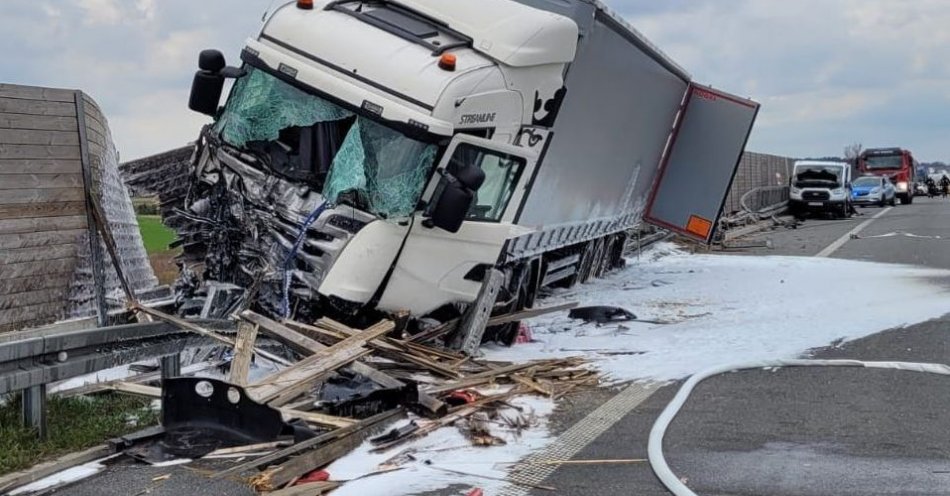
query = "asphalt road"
(518, 196, 950, 496)
(744, 196, 950, 266)
(37, 197, 950, 496)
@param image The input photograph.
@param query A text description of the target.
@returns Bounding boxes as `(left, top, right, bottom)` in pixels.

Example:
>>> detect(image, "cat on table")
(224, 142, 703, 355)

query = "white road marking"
(815, 207, 892, 258)
(499, 381, 662, 495)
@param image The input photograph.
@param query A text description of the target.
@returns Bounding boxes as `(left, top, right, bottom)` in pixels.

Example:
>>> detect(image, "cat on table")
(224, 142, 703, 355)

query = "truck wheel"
(574, 242, 596, 285)
(586, 238, 607, 282)
(878, 197, 886, 208)
(497, 272, 531, 346)
(593, 237, 614, 279)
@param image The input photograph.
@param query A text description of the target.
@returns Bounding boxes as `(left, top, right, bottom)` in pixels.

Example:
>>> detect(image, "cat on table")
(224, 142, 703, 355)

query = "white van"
(788, 161, 852, 218)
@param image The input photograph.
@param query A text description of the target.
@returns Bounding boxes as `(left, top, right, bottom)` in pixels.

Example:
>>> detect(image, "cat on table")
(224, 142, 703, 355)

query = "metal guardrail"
(0, 321, 212, 396)
(740, 185, 789, 215)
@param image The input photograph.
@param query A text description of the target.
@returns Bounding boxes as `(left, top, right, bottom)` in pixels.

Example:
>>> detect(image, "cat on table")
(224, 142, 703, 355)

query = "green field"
(137, 215, 176, 254)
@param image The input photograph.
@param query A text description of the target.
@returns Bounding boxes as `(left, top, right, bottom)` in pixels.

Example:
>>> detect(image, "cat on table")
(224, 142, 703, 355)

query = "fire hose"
(647, 358, 950, 496)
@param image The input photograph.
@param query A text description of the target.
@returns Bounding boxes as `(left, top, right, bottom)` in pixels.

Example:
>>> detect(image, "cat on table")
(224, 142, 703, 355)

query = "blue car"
(852, 175, 897, 207)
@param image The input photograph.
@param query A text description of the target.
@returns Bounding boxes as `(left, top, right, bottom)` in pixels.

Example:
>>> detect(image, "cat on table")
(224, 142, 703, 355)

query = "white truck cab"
(789, 160, 852, 219)
(179, 0, 759, 349)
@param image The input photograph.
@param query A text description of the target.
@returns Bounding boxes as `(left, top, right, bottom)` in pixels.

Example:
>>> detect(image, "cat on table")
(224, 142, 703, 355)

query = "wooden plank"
(246, 321, 394, 405)
(0, 288, 67, 310)
(0, 159, 81, 174)
(213, 409, 403, 479)
(0, 129, 80, 146)
(204, 441, 288, 458)
(0, 444, 110, 494)
(242, 311, 323, 356)
(0, 98, 76, 117)
(278, 408, 357, 429)
(0, 274, 71, 297)
(82, 105, 110, 139)
(0, 113, 78, 132)
(0, 244, 76, 264)
(110, 382, 161, 398)
(0, 301, 65, 326)
(486, 301, 580, 326)
(425, 362, 543, 395)
(0, 258, 76, 280)
(0, 188, 84, 205)
(0, 215, 87, 235)
(268, 317, 447, 415)
(229, 322, 259, 386)
(0, 229, 85, 249)
(0, 84, 76, 103)
(308, 319, 461, 379)
(256, 434, 362, 490)
(132, 304, 293, 366)
(85, 192, 135, 303)
(0, 173, 83, 190)
(0, 202, 85, 220)
(0, 144, 80, 160)
(57, 360, 224, 398)
(246, 313, 406, 390)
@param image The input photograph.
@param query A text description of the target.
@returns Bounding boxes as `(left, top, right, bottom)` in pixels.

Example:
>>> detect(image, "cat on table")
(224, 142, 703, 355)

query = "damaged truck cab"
(182, 0, 759, 348)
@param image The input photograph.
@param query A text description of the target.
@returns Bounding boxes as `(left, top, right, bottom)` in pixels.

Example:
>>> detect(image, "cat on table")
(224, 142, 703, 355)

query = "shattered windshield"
(214, 66, 437, 219)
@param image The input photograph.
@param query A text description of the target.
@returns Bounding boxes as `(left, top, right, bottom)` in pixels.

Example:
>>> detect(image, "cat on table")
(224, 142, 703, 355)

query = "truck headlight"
(896, 181, 908, 192)
(790, 187, 801, 196)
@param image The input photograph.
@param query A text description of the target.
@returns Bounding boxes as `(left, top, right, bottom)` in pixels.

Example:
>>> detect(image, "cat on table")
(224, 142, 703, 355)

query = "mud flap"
(158, 377, 299, 457)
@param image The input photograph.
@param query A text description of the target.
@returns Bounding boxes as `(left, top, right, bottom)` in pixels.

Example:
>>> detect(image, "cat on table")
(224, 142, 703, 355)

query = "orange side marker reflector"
(686, 215, 713, 239)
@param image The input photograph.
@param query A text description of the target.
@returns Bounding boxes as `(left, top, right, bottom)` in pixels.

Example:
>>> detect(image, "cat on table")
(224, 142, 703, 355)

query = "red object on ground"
(515, 323, 533, 344)
(294, 469, 330, 485)
(446, 389, 480, 406)
(466, 489, 484, 496)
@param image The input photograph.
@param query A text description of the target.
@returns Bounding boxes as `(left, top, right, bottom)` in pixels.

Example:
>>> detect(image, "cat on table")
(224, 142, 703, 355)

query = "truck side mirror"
(425, 164, 485, 233)
(189, 49, 246, 117)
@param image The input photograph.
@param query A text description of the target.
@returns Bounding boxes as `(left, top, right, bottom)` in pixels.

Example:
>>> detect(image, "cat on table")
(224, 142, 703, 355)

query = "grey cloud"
(2, 1, 949, 161)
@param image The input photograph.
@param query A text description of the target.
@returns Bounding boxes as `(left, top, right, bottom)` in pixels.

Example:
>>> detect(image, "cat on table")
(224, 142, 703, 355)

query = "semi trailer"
(179, 0, 759, 351)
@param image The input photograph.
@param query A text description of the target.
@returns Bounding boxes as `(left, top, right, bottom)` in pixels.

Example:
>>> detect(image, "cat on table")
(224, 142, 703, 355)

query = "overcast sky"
(2, 1, 949, 162)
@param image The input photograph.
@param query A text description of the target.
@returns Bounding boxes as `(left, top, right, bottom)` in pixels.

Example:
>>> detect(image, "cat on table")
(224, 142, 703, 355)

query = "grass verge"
(137, 215, 176, 254)
(136, 214, 181, 285)
(0, 393, 159, 475)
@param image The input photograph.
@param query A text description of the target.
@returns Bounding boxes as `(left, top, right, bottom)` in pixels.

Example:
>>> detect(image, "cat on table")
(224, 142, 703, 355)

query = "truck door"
(376, 135, 538, 314)
(644, 84, 760, 243)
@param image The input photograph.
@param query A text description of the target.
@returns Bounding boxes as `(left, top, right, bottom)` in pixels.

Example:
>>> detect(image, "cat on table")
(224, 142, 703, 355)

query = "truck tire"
(573, 242, 596, 286)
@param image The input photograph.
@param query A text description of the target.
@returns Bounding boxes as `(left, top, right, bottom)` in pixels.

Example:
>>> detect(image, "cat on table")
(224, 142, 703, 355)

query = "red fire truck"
(857, 147, 918, 204)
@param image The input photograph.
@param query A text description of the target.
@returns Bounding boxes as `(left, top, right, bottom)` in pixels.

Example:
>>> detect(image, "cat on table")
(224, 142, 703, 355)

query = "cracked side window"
(323, 118, 437, 220)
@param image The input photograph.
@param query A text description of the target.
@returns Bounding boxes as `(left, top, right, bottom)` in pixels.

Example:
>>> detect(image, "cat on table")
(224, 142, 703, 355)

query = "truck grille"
(802, 191, 830, 201)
